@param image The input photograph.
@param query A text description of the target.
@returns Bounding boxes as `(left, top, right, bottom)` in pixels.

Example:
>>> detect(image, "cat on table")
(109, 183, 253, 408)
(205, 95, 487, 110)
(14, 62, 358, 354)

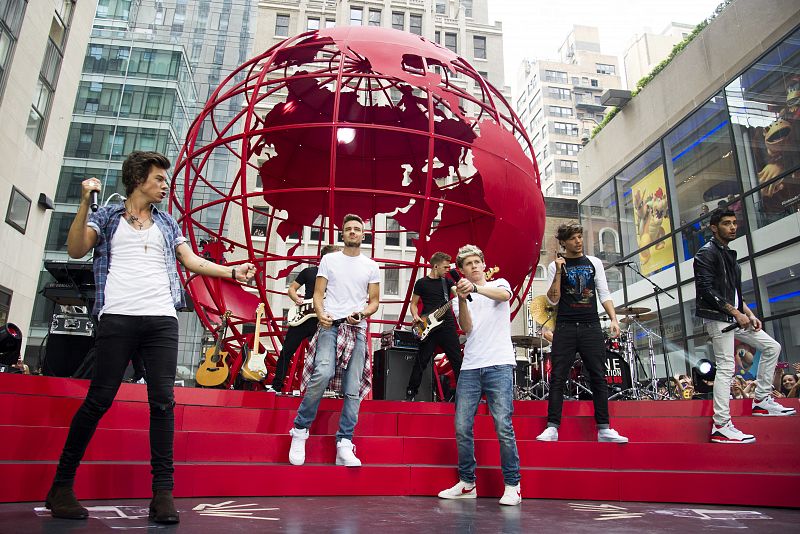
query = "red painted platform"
(2, 374, 798, 507)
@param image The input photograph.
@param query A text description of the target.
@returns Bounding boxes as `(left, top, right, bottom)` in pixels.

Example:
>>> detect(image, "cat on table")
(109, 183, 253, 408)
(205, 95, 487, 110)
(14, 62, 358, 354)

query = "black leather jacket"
(694, 238, 743, 323)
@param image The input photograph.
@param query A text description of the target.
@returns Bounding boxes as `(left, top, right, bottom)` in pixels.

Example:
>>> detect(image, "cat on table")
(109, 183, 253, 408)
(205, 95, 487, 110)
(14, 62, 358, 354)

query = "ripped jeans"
(53, 314, 179, 490)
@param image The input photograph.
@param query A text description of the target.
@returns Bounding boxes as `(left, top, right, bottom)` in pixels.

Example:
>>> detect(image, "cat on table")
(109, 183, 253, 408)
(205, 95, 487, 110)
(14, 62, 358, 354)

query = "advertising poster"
(631, 166, 673, 274)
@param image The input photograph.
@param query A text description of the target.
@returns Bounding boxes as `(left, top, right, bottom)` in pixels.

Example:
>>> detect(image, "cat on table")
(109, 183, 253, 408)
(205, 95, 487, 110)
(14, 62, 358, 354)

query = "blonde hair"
(456, 244, 484, 268)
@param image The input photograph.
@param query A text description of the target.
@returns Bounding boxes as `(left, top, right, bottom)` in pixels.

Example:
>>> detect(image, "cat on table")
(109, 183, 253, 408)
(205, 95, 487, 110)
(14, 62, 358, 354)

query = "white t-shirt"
(452, 278, 515, 370)
(101, 217, 176, 318)
(317, 251, 380, 323)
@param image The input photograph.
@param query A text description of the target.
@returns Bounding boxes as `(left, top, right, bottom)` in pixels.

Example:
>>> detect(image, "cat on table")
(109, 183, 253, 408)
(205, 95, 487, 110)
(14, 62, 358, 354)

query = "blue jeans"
(294, 324, 366, 442)
(455, 365, 520, 486)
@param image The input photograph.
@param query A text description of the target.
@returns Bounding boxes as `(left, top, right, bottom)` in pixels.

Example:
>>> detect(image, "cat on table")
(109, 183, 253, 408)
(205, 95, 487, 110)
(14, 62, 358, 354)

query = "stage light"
(0, 323, 23, 365)
(691, 358, 716, 398)
(336, 127, 356, 144)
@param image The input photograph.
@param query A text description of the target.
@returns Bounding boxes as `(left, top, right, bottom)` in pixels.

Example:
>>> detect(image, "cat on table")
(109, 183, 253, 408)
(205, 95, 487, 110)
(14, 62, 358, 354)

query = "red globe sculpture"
(171, 27, 545, 385)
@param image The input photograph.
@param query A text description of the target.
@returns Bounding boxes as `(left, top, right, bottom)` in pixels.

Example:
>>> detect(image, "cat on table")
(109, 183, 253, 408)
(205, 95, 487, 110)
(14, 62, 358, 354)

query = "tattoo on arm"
(723, 303, 737, 315)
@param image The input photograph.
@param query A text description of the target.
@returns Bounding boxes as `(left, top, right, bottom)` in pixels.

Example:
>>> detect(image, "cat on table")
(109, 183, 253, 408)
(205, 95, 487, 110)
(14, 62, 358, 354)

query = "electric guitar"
(195, 311, 232, 387)
(413, 267, 499, 341)
(241, 303, 269, 381)
(287, 298, 316, 327)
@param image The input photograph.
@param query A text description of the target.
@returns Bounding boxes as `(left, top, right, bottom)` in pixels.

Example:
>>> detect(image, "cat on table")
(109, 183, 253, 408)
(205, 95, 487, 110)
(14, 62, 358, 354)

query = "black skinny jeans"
(53, 314, 179, 490)
(271, 318, 317, 390)
(406, 323, 463, 396)
(546, 321, 610, 428)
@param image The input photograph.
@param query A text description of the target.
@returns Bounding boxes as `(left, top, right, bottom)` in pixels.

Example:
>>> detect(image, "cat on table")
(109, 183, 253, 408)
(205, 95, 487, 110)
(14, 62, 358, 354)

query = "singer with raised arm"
(694, 209, 795, 445)
(536, 222, 628, 444)
(46, 151, 255, 524)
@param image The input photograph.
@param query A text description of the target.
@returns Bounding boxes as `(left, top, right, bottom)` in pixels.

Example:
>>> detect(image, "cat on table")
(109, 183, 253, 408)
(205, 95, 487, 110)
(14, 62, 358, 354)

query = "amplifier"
(50, 314, 94, 337)
(380, 329, 419, 350)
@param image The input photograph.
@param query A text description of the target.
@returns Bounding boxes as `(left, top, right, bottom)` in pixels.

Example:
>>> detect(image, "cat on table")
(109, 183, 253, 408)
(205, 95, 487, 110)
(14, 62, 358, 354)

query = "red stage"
(2, 373, 798, 507)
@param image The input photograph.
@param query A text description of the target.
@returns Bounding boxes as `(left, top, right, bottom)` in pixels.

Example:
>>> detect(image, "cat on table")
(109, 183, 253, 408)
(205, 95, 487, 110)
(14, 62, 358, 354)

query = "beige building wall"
(623, 22, 694, 89)
(0, 1, 94, 338)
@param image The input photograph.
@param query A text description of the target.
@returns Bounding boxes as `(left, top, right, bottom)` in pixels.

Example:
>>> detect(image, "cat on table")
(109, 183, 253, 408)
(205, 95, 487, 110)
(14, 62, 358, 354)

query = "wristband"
(231, 268, 236, 280)
(472, 283, 478, 293)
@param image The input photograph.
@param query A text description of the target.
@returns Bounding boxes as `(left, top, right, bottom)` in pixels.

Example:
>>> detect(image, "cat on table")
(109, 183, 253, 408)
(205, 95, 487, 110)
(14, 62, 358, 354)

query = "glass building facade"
(580, 26, 800, 374)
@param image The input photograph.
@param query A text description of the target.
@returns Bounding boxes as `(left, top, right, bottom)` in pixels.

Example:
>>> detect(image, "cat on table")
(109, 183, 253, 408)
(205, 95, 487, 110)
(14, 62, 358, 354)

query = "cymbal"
(614, 305, 651, 315)
(529, 295, 557, 327)
(511, 335, 550, 349)
(620, 313, 657, 324)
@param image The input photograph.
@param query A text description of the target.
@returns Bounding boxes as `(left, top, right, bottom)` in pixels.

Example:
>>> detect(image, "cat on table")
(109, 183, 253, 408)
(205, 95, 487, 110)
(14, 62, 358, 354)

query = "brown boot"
(149, 489, 179, 524)
(45, 485, 89, 519)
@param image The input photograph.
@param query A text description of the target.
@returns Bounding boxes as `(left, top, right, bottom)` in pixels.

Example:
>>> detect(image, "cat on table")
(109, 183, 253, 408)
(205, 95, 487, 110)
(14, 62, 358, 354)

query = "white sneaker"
(264, 385, 277, 393)
(438, 480, 477, 499)
(711, 421, 755, 444)
(752, 397, 797, 416)
(335, 438, 362, 467)
(598, 428, 628, 443)
(288, 427, 309, 465)
(499, 483, 522, 506)
(535, 427, 558, 442)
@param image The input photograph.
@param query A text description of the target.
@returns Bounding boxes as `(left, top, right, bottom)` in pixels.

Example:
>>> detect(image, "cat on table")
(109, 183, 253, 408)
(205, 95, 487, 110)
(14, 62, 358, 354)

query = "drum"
(574, 351, 632, 398)
(605, 336, 621, 353)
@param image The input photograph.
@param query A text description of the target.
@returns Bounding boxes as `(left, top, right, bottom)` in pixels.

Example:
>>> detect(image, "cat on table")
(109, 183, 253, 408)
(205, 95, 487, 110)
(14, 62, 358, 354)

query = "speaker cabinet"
(43, 334, 94, 377)
(373, 348, 432, 401)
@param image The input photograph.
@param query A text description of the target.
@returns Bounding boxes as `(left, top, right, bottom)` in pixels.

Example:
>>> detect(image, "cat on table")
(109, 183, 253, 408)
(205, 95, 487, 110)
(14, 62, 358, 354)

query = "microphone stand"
(621, 263, 675, 388)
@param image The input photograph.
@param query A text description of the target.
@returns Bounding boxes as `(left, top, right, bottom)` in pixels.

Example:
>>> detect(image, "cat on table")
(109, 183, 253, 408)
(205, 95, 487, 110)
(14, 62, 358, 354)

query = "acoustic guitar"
(241, 303, 269, 381)
(413, 267, 499, 340)
(195, 311, 232, 387)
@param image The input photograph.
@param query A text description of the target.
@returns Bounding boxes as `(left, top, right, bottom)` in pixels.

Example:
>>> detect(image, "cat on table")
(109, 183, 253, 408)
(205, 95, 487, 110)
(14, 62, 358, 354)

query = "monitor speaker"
(42, 333, 94, 377)
(373, 348, 432, 401)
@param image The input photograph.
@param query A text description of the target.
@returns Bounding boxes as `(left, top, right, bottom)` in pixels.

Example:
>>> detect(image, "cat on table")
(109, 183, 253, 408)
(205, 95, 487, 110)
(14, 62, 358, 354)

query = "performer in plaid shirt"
(289, 214, 380, 468)
(46, 151, 254, 524)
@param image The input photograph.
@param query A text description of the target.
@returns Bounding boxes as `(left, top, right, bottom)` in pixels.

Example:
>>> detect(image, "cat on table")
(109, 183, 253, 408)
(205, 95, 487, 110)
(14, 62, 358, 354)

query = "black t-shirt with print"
(413, 276, 456, 324)
(294, 267, 318, 299)
(557, 256, 599, 323)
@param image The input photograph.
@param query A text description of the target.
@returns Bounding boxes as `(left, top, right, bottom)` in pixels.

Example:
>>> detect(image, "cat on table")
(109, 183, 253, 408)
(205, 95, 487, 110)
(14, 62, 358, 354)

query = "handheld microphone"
(722, 323, 739, 333)
(448, 268, 472, 301)
(90, 191, 99, 212)
(615, 261, 635, 267)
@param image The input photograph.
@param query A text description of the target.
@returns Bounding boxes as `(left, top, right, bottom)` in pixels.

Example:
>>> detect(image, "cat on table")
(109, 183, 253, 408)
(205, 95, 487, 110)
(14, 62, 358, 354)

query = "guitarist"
(267, 244, 339, 393)
(405, 252, 463, 401)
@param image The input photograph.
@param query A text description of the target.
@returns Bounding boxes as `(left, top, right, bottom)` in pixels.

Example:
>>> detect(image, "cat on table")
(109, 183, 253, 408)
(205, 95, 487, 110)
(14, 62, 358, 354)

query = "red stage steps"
(1, 374, 798, 507)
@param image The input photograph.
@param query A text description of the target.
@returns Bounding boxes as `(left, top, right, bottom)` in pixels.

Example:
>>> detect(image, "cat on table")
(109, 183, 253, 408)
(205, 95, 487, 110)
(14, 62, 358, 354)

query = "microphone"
(722, 323, 739, 333)
(448, 268, 472, 301)
(90, 191, 99, 212)
(614, 261, 635, 267)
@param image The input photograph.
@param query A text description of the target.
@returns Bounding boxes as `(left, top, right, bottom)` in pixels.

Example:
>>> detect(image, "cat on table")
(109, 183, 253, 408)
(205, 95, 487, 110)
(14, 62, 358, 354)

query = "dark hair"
(342, 213, 364, 228)
(556, 222, 583, 242)
(320, 244, 339, 256)
(121, 151, 171, 196)
(430, 252, 451, 265)
(709, 209, 736, 227)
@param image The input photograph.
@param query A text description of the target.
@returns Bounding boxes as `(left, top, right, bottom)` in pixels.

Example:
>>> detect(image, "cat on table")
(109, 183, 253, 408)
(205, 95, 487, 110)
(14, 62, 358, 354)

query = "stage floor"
(2, 496, 797, 533)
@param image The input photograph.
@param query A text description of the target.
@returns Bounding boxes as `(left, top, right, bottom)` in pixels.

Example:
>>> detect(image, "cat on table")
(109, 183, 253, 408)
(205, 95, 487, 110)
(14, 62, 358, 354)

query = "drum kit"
(513, 298, 667, 401)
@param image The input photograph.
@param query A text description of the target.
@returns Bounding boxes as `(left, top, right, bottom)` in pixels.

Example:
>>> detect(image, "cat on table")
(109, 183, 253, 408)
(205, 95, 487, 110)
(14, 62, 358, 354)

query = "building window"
(544, 163, 553, 178)
(307, 17, 320, 31)
(444, 32, 457, 53)
(555, 142, 580, 156)
(0, 0, 27, 103)
(384, 268, 399, 296)
(548, 86, 571, 100)
(368, 8, 381, 27)
(409, 14, 422, 35)
(462, 0, 473, 18)
(391, 11, 404, 30)
(324, 18, 335, 28)
(350, 7, 363, 26)
(558, 160, 579, 174)
(544, 70, 568, 83)
(5, 186, 31, 234)
(590, 79, 599, 87)
(554, 122, 579, 136)
(545, 184, 555, 196)
(386, 217, 401, 246)
(548, 105, 573, 118)
(0, 285, 10, 325)
(251, 207, 268, 237)
(560, 181, 581, 196)
(596, 63, 615, 75)
(435, 0, 446, 15)
(473, 36, 486, 59)
(534, 265, 546, 280)
(275, 14, 289, 36)
(406, 231, 418, 247)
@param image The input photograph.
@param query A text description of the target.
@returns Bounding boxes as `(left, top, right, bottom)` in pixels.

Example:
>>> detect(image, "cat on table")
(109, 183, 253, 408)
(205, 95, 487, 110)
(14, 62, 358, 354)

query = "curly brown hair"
(121, 151, 171, 196)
